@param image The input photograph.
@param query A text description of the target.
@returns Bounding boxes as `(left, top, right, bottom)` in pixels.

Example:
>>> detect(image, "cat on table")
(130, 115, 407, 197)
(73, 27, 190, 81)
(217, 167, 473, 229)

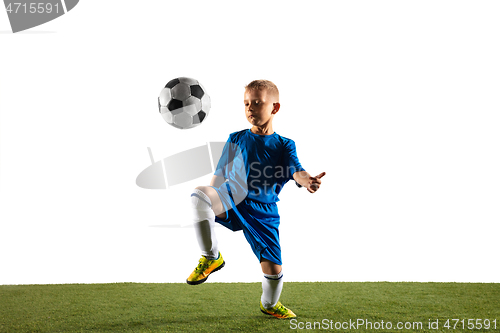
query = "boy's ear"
(272, 102, 281, 114)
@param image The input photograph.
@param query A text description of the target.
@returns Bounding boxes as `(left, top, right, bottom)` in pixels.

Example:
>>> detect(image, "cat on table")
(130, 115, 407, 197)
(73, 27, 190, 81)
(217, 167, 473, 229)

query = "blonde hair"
(245, 80, 279, 101)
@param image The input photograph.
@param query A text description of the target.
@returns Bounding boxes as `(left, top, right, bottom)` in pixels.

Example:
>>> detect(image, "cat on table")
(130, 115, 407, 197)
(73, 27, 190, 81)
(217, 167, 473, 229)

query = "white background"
(1, 1, 499, 285)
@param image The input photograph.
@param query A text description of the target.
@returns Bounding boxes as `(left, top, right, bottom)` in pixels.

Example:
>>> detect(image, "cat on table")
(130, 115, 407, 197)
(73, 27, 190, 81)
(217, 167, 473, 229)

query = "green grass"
(1, 282, 499, 332)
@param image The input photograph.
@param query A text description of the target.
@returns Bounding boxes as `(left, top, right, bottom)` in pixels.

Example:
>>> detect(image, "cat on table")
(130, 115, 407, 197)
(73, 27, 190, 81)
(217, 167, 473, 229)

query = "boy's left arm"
(293, 171, 326, 193)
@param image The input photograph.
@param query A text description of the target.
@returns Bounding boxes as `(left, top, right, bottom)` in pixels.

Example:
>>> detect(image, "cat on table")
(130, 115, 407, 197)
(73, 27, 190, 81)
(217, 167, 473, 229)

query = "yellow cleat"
(260, 301, 297, 319)
(186, 252, 225, 285)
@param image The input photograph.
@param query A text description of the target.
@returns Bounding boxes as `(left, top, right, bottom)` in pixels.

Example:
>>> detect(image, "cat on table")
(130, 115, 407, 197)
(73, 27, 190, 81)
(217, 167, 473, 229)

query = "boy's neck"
(250, 125, 274, 136)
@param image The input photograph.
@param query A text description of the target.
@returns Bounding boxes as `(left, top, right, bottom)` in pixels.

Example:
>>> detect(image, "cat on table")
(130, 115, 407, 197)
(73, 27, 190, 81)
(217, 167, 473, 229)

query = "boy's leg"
(260, 259, 283, 308)
(191, 186, 225, 258)
(186, 186, 225, 285)
(260, 259, 296, 318)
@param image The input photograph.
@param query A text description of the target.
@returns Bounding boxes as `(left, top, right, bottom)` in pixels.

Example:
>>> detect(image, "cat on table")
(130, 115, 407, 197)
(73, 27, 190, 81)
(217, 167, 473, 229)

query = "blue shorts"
(211, 183, 282, 265)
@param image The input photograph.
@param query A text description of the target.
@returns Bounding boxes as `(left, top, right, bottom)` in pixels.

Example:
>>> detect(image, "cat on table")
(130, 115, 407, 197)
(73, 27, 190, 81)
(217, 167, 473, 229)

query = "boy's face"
(244, 89, 279, 127)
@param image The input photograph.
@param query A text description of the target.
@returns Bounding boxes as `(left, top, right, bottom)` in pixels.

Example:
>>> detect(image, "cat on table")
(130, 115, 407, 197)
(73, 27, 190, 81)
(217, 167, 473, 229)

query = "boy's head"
(245, 80, 279, 102)
(244, 80, 280, 127)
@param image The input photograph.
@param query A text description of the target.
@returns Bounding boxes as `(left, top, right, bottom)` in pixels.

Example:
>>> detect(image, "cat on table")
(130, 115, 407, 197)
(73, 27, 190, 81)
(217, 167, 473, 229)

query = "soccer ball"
(158, 77, 211, 129)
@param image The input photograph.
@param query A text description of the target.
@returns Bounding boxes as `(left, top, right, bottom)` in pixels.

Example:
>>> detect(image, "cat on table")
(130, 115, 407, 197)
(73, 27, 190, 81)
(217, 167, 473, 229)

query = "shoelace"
(275, 304, 288, 315)
(195, 258, 210, 273)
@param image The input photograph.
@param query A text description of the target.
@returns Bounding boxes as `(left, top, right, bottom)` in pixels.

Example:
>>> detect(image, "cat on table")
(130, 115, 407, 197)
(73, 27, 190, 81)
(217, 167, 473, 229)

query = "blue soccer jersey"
(211, 129, 305, 265)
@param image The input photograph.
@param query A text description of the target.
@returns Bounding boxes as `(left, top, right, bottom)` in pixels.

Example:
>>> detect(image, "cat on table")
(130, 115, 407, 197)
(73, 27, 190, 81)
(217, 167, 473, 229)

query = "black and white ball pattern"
(158, 77, 211, 129)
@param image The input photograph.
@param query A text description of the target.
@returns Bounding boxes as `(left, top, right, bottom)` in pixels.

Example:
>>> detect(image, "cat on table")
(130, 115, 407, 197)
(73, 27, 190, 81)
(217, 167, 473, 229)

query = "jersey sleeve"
(283, 139, 305, 180)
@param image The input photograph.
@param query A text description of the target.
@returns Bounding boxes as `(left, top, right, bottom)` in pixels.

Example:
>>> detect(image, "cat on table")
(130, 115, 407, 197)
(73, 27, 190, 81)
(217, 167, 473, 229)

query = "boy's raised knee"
(191, 187, 212, 208)
(195, 186, 214, 200)
(195, 185, 208, 192)
(191, 188, 214, 222)
(194, 186, 225, 219)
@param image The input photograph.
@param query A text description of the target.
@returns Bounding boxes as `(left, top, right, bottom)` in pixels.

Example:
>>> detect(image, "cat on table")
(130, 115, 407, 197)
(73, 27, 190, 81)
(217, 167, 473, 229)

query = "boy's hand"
(307, 172, 326, 193)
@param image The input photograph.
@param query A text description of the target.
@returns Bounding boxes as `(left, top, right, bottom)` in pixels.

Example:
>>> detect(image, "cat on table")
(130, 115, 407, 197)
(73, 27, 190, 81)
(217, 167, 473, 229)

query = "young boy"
(187, 80, 325, 319)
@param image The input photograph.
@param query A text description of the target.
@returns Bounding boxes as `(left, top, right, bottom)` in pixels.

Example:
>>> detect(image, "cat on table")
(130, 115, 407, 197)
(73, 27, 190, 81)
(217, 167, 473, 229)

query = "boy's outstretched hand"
(293, 171, 326, 193)
(307, 172, 326, 193)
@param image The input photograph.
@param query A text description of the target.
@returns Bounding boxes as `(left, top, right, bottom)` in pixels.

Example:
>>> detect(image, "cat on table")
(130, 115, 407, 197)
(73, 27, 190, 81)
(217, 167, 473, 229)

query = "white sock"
(191, 189, 219, 260)
(261, 270, 283, 309)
